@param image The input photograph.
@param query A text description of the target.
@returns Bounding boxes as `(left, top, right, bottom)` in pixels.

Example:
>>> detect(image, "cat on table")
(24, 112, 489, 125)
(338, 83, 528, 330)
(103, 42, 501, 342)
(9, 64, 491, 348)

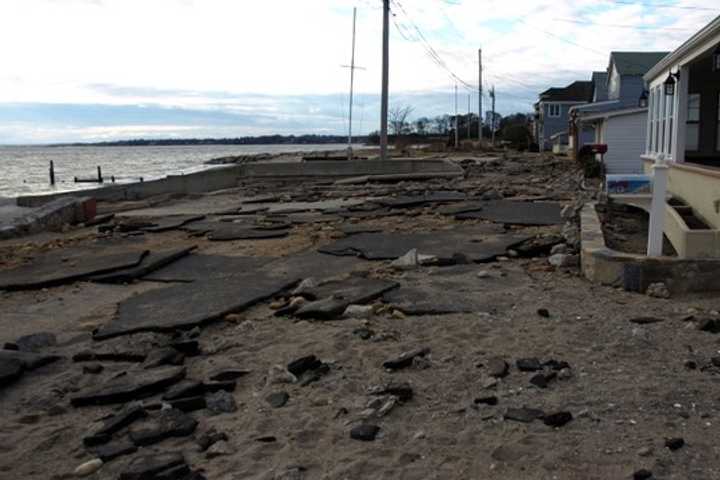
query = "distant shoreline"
(42, 135, 369, 148)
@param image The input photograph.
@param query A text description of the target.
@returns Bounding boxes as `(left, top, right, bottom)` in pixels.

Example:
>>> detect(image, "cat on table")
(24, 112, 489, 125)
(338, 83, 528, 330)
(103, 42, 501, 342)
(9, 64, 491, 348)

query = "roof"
(539, 81, 593, 102)
(610, 51, 670, 76)
(645, 15, 720, 81)
(580, 106, 648, 123)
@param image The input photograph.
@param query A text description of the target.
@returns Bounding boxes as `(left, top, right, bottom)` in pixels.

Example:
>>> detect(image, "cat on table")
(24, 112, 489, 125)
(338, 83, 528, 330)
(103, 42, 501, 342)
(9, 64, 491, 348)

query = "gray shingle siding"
(539, 103, 577, 150)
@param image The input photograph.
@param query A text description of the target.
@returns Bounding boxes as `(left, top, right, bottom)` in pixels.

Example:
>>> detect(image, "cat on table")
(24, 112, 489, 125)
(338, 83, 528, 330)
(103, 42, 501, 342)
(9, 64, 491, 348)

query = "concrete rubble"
(0, 151, 717, 479)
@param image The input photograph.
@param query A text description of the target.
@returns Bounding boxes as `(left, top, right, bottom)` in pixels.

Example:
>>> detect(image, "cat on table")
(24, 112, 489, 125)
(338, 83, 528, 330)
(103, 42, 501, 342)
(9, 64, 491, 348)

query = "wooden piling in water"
(97, 166, 103, 183)
(49, 161, 55, 185)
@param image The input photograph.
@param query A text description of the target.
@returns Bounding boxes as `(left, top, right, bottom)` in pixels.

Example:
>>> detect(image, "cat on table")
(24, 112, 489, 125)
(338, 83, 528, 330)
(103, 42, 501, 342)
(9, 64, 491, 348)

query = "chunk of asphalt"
(370, 383, 414, 402)
(266, 392, 290, 409)
(537, 308, 550, 318)
(196, 428, 229, 452)
(162, 380, 204, 401)
(516, 358, 543, 372)
(633, 469, 653, 480)
(287, 355, 322, 377)
(0, 357, 24, 388)
(119, 452, 186, 480)
(629, 317, 665, 325)
(142, 348, 185, 369)
(504, 407, 545, 423)
(382, 348, 431, 370)
(83, 405, 147, 446)
(129, 408, 198, 446)
(665, 437, 685, 451)
(474, 396, 499, 406)
(543, 359, 571, 371)
(350, 424, 380, 442)
(91, 440, 138, 462)
(208, 369, 251, 382)
(543, 411, 573, 428)
(14, 332, 57, 352)
(530, 372, 557, 389)
(71, 366, 186, 407)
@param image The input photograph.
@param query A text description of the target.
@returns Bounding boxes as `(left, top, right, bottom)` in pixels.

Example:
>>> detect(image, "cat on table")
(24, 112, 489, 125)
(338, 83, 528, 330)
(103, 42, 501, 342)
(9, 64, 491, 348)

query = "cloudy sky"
(0, 0, 717, 143)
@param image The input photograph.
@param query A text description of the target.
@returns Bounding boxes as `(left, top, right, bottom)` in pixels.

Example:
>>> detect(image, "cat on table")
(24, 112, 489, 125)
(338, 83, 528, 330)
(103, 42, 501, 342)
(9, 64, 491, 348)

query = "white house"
(641, 14, 720, 257)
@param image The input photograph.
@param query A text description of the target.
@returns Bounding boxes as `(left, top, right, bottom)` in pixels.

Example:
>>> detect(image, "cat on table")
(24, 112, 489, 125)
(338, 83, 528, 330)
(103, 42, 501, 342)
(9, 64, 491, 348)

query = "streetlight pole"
(380, 0, 390, 160)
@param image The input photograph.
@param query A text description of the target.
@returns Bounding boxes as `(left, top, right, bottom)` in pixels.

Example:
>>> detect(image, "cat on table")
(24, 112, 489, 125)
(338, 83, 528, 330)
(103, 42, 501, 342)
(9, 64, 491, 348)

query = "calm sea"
(0, 144, 354, 198)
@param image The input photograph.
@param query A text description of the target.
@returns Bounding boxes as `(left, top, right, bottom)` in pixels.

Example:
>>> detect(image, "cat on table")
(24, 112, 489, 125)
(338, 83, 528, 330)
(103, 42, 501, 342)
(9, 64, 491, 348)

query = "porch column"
(671, 65, 689, 163)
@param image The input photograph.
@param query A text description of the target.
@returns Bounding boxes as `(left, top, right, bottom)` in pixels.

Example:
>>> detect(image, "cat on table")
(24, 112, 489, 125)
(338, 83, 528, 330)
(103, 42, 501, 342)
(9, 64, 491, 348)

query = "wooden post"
(49, 161, 55, 185)
(97, 166, 103, 183)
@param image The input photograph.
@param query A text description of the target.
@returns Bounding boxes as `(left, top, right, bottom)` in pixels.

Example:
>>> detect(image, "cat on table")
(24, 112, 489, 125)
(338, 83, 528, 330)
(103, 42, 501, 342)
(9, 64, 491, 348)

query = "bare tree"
(389, 105, 414, 135)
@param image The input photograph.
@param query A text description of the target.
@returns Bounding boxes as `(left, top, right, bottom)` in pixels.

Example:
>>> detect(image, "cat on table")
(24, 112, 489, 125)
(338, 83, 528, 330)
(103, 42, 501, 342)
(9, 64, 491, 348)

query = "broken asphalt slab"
(139, 215, 206, 233)
(317, 228, 531, 263)
(455, 201, 563, 226)
(93, 274, 299, 339)
(143, 254, 274, 283)
(90, 247, 196, 284)
(70, 366, 186, 407)
(0, 246, 149, 291)
(294, 277, 398, 320)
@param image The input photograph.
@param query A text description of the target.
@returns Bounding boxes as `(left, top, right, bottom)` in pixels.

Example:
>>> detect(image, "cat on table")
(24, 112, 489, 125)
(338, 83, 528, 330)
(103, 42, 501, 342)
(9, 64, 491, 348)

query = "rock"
(208, 369, 251, 382)
(292, 277, 318, 296)
(15, 332, 57, 352)
(485, 357, 509, 378)
(73, 350, 146, 363)
(129, 408, 198, 446)
(299, 363, 330, 386)
(516, 358, 542, 372)
(0, 349, 61, 370)
(350, 424, 380, 441)
(382, 347, 431, 370)
(0, 357, 24, 388)
(629, 317, 665, 325)
(206, 390, 237, 415)
(391, 249, 420, 270)
(203, 381, 237, 393)
(162, 380, 204, 401)
(295, 296, 349, 320)
(74, 458, 103, 477)
(548, 253, 579, 268)
(543, 411, 573, 427)
(391, 309, 406, 320)
(369, 383, 413, 402)
(504, 407, 544, 423)
(92, 440, 137, 462)
(537, 308, 550, 318)
(633, 469, 653, 480)
(557, 368, 573, 381)
(352, 327, 374, 340)
(476, 270, 491, 279)
(344, 305, 375, 319)
(196, 428, 229, 452)
(287, 355, 322, 376)
(696, 318, 720, 334)
(206, 440, 234, 459)
(543, 359, 570, 370)
(154, 464, 192, 480)
(119, 452, 186, 480)
(71, 366, 186, 407)
(83, 364, 104, 375)
(550, 243, 568, 255)
(665, 437, 685, 451)
(646, 282, 670, 299)
(142, 348, 185, 369)
(267, 365, 297, 385)
(474, 396, 498, 406)
(637, 446, 653, 457)
(266, 391, 290, 408)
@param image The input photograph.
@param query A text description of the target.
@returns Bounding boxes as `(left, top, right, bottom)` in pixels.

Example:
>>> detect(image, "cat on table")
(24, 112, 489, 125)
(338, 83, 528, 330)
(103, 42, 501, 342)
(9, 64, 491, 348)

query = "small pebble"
(74, 459, 103, 477)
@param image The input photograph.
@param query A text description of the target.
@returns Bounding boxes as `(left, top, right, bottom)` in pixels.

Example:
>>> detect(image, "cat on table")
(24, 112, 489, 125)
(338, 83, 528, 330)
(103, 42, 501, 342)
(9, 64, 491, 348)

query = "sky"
(0, 0, 718, 144)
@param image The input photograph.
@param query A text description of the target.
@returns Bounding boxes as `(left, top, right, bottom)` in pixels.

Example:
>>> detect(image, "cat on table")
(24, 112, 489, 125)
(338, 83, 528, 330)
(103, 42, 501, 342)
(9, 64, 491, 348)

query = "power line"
(552, 17, 698, 31)
(604, 0, 718, 11)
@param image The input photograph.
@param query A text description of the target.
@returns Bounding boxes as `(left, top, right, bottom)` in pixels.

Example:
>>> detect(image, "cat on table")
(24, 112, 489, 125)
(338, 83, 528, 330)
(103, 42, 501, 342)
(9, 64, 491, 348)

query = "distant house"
(533, 81, 593, 151)
(569, 51, 669, 173)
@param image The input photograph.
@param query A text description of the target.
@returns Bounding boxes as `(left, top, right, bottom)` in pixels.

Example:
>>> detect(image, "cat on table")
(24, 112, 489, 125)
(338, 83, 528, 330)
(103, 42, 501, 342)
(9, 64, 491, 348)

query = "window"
(687, 93, 700, 151)
(717, 93, 720, 151)
(548, 104, 561, 117)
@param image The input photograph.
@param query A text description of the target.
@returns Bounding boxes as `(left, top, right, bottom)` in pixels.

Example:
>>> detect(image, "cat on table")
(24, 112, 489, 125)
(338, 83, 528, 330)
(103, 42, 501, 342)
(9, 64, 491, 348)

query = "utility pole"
(491, 85, 496, 146)
(345, 7, 358, 160)
(467, 94, 471, 140)
(380, 0, 390, 161)
(478, 48, 483, 141)
(454, 83, 459, 149)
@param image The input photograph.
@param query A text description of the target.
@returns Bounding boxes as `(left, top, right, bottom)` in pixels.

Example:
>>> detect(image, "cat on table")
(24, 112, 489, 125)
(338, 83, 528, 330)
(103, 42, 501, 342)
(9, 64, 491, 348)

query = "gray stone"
(647, 282, 671, 299)
(206, 440, 235, 459)
(350, 424, 380, 441)
(383, 348, 431, 370)
(485, 357, 509, 378)
(14, 332, 57, 352)
(548, 253, 579, 268)
(504, 407, 544, 423)
(266, 391, 290, 408)
(119, 452, 186, 480)
(206, 390, 237, 415)
(162, 380, 204, 401)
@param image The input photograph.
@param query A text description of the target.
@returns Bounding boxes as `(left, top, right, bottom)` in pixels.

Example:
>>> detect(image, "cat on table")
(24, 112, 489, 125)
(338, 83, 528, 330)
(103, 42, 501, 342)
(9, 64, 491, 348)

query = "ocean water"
(0, 144, 355, 198)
